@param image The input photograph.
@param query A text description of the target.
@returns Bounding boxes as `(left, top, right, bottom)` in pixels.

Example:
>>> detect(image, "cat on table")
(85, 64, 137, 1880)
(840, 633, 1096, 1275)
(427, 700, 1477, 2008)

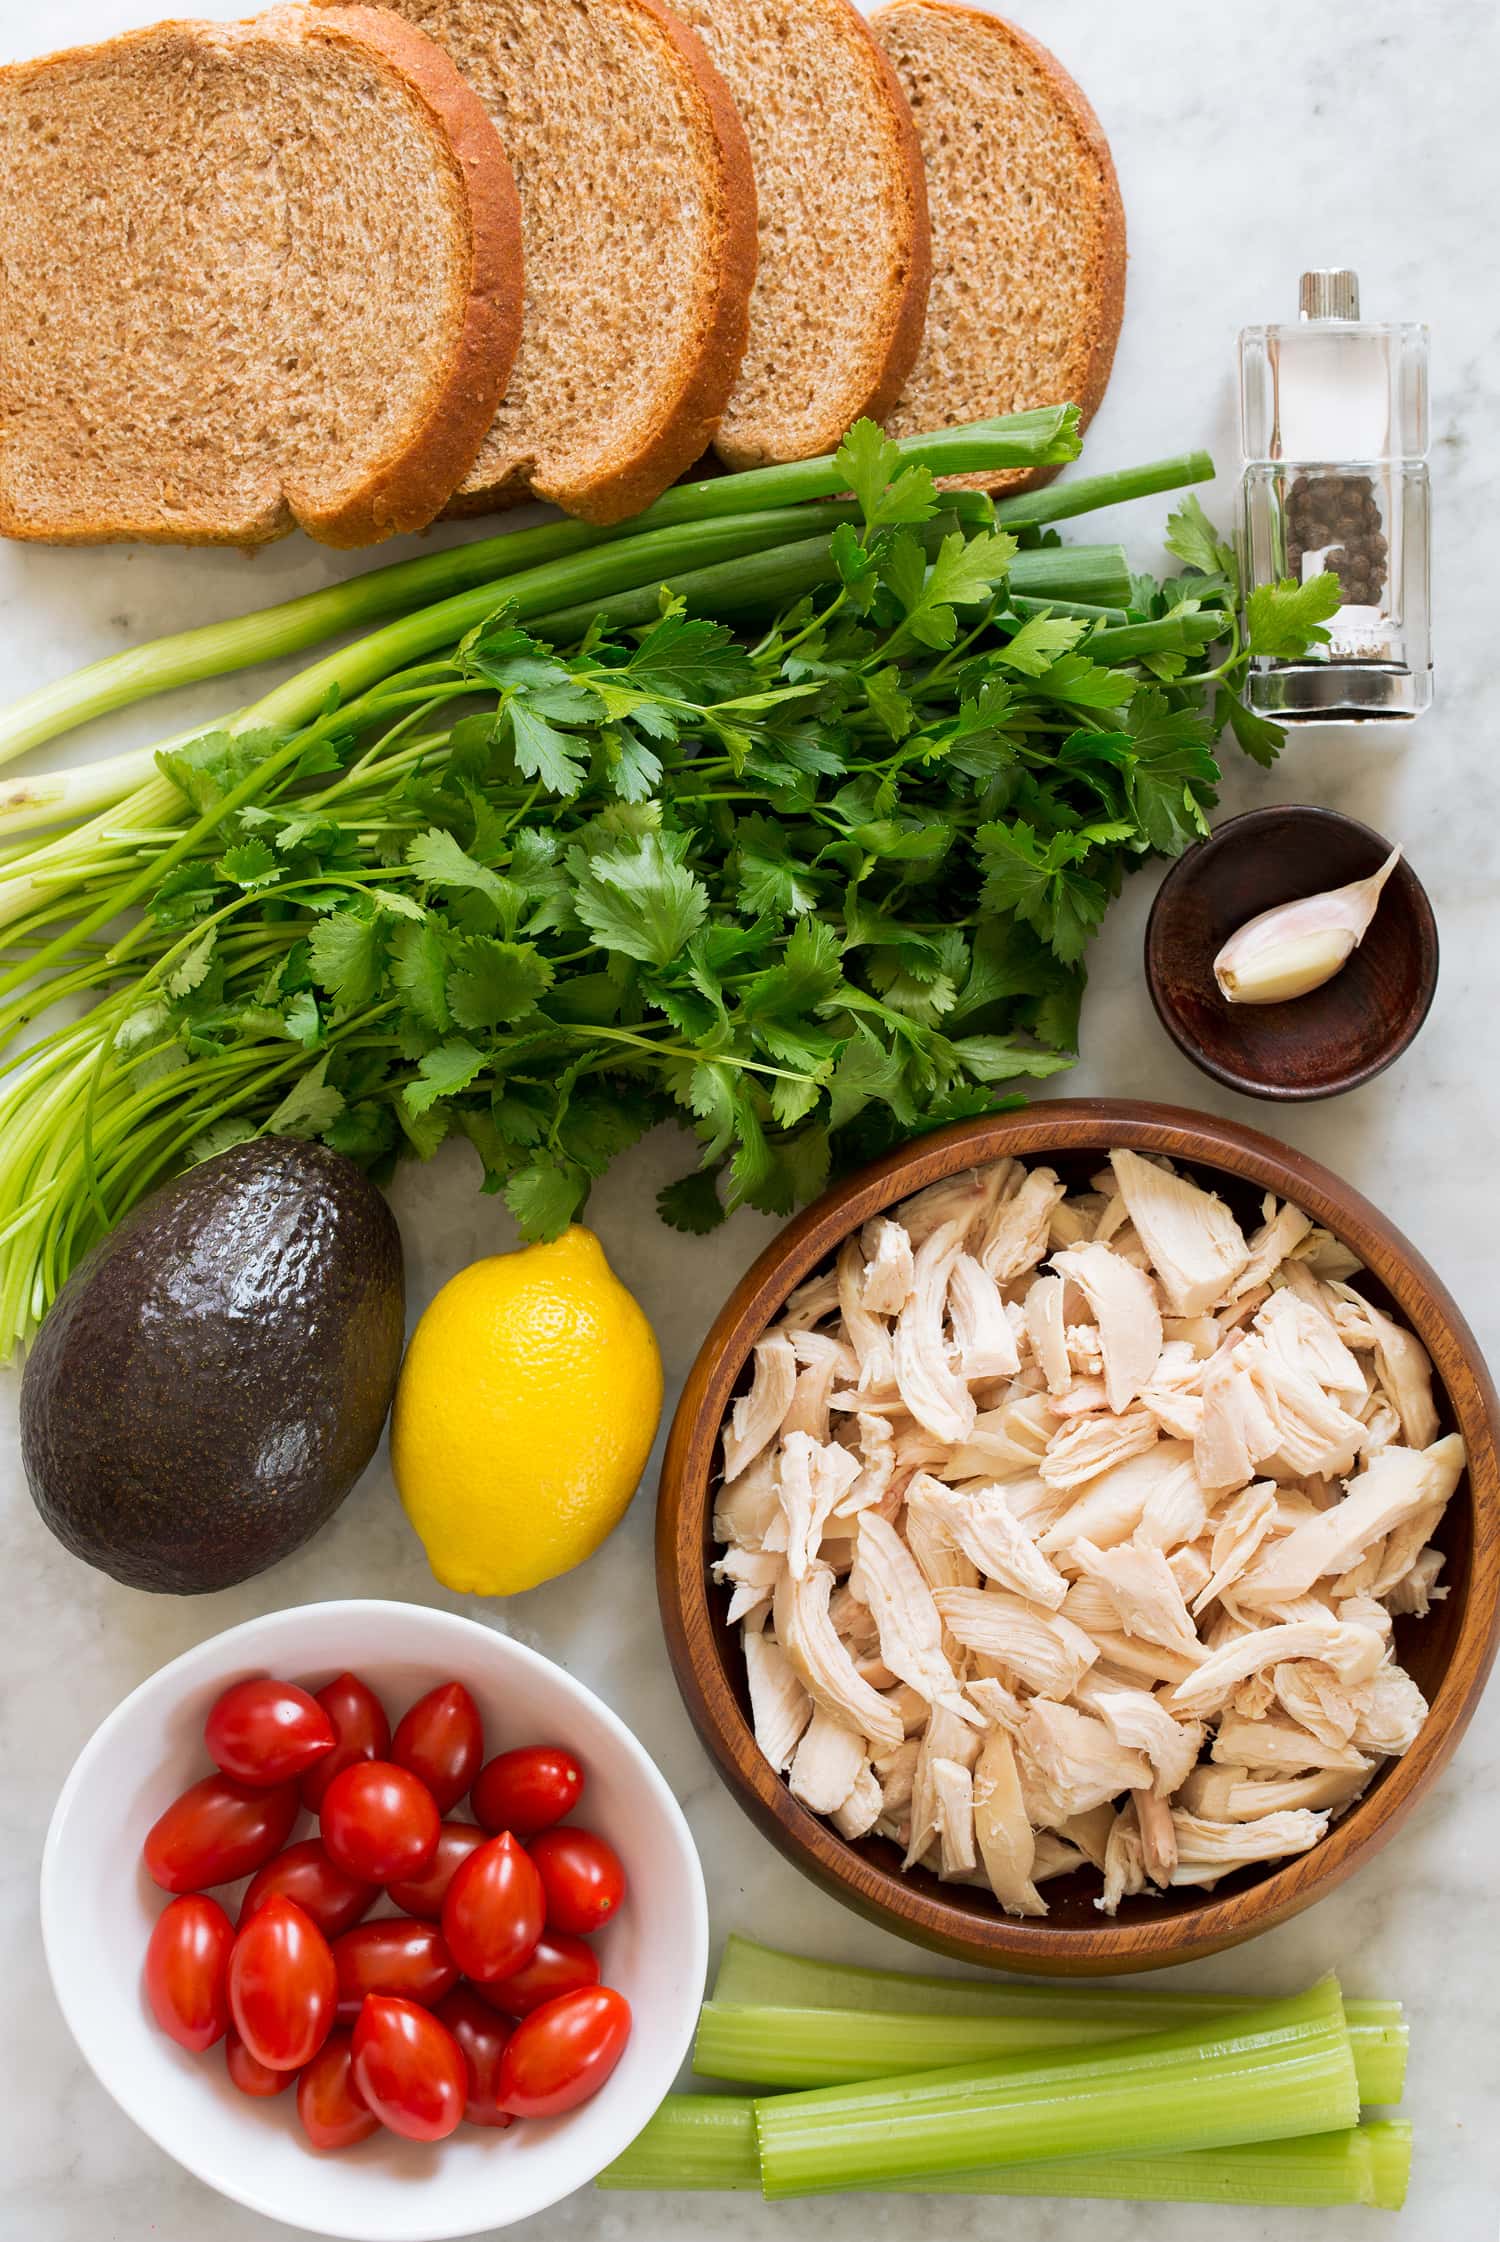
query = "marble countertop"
(4, 1, 1499, 2237)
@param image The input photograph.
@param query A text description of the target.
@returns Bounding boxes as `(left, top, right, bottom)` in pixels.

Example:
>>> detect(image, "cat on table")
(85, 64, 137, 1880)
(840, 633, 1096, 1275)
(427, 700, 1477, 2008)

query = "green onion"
(751, 1978, 1360, 2198)
(597, 2095, 1410, 2210)
(0, 410, 1082, 770)
(1088, 611, 1226, 660)
(993, 449, 1216, 527)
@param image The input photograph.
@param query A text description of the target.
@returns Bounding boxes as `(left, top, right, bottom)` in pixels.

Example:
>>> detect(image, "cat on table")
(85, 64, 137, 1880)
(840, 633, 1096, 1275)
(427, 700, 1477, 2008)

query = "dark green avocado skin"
(20, 1137, 405, 1594)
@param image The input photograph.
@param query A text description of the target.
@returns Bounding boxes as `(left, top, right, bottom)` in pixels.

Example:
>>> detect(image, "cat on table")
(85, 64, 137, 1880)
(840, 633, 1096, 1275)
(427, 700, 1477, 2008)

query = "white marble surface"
(3, 1, 1500, 2237)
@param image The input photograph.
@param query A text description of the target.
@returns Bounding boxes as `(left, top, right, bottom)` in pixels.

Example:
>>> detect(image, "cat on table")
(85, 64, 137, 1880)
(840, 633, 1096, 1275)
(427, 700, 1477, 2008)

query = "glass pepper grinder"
(1238, 270, 1431, 722)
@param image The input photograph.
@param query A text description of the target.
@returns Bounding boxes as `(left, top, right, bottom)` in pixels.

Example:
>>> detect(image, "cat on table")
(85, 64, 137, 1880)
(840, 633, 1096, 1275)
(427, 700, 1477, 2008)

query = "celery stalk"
(596, 2096, 1410, 2211)
(751, 1978, 1360, 2198)
(710, 1936, 1406, 2106)
(695, 1998, 1405, 2110)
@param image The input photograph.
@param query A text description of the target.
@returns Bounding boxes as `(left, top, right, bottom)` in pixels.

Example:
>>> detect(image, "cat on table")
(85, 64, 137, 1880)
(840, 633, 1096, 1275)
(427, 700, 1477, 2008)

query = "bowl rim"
(40, 1597, 708, 2240)
(656, 1099, 1500, 1974)
(1144, 805, 1440, 1103)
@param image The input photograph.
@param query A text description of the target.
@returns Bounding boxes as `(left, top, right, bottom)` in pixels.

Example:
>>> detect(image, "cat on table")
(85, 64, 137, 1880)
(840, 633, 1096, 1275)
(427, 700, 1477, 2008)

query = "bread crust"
(706, 0, 931, 470)
(873, 0, 1126, 496)
(296, 5, 524, 545)
(0, 6, 522, 549)
(431, 0, 759, 526)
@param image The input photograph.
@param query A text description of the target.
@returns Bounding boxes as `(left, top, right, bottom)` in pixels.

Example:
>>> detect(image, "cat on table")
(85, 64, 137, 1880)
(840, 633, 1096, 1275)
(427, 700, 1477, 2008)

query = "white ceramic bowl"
(40, 1599, 708, 2241)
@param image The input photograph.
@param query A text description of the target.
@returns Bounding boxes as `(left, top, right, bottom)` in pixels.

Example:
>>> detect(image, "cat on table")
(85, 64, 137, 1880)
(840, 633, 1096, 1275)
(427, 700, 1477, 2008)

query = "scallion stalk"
(993, 449, 1215, 527)
(1088, 611, 1225, 659)
(710, 1939, 1406, 2107)
(596, 2095, 1410, 2211)
(751, 1978, 1360, 2198)
(0, 410, 1081, 768)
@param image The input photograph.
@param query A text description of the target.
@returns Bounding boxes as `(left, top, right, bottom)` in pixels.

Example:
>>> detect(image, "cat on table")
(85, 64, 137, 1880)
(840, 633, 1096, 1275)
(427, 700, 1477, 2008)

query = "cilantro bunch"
(0, 427, 1338, 1353)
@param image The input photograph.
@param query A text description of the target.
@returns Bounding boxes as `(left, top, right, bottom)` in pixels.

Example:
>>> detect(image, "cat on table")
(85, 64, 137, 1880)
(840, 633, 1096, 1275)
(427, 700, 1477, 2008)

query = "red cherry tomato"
(527, 1827, 626, 1935)
(300, 1673, 391, 1813)
(474, 1930, 600, 2019)
(332, 1918, 458, 2023)
(391, 1683, 483, 1814)
(205, 1678, 335, 1786)
(143, 1894, 234, 2051)
(319, 1762, 440, 1884)
(144, 1774, 300, 1893)
(239, 1840, 377, 1940)
(351, 1996, 466, 2143)
(385, 1822, 488, 1920)
(297, 2029, 380, 2151)
(225, 2031, 294, 2097)
(227, 1897, 336, 2071)
(441, 1832, 544, 1984)
(496, 1986, 632, 2117)
(471, 1745, 584, 1839)
(435, 1987, 513, 2129)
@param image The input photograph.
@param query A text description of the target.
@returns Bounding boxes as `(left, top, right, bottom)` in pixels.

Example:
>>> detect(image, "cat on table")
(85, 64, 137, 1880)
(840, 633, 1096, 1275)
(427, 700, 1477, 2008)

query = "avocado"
(20, 1136, 405, 1594)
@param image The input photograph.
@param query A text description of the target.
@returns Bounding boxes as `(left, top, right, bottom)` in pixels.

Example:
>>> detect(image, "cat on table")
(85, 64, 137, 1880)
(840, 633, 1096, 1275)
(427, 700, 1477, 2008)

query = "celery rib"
(751, 1978, 1360, 2198)
(709, 1936, 1406, 2107)
(597, 2096, 1409, 2210)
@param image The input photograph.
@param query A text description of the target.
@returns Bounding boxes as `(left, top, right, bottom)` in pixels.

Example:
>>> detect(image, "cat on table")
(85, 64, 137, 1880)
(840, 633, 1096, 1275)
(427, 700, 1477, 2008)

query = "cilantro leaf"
(406, 828, 509, 906)
(389, 920, 453, 1032)
(505, 1156, 589, 1240)
(657, 1165, 726, 1233)
(569, 832, 709, 966)
(265, 1057, 345, 1138)
(1247, 571, 1343, 658)
(308, 908, 387, 1010)
(508, 699, 590, 798)
(404, 1037, 487, 1117)
(949, 1034, 1076, 1082)
(622, 610, 757, 702)
(1120, 688, 1219, 855)
(446, 937, 554, 1030)
(215, 838, 280, 890)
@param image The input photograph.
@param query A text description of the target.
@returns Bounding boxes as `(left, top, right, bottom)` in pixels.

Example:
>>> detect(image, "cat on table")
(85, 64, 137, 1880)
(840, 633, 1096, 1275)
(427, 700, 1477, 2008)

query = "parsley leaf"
(1247, 570, 1343, 658)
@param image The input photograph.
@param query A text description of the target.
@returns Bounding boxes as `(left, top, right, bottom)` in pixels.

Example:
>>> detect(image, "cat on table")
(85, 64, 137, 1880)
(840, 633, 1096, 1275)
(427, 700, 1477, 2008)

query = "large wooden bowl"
(656, 1100, 1500, 1974)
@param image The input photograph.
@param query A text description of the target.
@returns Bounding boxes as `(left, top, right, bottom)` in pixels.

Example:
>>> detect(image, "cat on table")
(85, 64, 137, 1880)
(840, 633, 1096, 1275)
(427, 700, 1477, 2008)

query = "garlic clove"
(1213, 847, 1402, 1007)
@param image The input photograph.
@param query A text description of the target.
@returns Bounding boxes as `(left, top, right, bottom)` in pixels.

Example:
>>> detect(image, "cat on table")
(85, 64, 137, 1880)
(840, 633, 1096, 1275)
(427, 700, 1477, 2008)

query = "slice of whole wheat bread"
(669, 0, 929, 470)
(329, 0, 758, 525)
(873, 1, 1125, 493)
(0, 5, 522, 549)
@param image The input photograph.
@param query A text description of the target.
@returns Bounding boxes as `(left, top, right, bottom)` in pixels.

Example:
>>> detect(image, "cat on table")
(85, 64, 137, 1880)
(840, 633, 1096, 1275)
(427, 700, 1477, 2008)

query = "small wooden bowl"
(1145, 806, 1438, 1101)
(656, 1101, 1500, 1974)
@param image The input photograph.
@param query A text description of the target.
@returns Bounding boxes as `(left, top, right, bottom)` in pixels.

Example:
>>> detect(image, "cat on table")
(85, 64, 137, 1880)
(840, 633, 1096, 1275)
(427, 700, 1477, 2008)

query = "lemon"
(390, 1226, 663, 1595)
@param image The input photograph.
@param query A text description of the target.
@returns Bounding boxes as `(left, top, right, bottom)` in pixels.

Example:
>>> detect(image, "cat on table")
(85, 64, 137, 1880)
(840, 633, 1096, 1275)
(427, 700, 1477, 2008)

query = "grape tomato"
(225, 2031, 295, 2098)
(144, 1773, 299, 1894)
(351, 1996, 466, 2143)
(391, 1682, 483, 1814)
(331, 1918, 458, 2023)
(435, 1987, 513, 2129)
(385, 1821, 488, 1920)
(297, 2029, 380, 2151)
(527, 1827, 626, 1935)
(441, 1831, 545, 1984)
(475, 1931, 600, 2019)
(239, 1840, 377, 1940)
(144, 1894, 234, 2052)
(496, 1986, 632, 2118)
(300, 1673, 391, 1812)
(227, 1896, 336, 2072)
(471, 1745, 583, 1838)
(204, 1677, 335, 1785)
(318, 1761, 440, 1884)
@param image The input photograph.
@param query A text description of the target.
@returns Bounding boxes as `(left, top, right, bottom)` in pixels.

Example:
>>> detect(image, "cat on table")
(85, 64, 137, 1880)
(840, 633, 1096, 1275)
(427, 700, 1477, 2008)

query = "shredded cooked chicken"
(715, 1154, 1462, 1916)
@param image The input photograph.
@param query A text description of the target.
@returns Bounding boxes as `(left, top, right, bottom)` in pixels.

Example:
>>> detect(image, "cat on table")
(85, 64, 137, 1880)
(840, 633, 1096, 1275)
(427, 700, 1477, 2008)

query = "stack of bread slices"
(0, 0, 1124, 548)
